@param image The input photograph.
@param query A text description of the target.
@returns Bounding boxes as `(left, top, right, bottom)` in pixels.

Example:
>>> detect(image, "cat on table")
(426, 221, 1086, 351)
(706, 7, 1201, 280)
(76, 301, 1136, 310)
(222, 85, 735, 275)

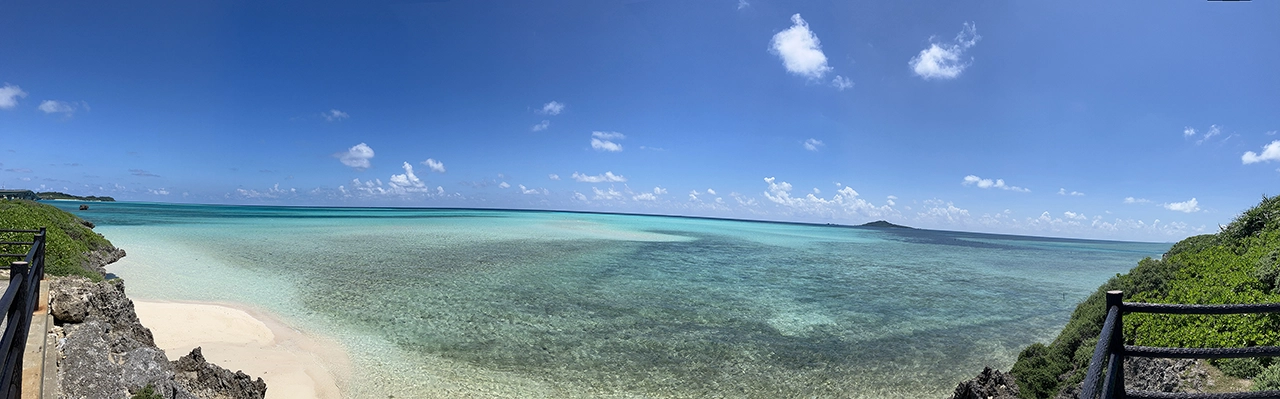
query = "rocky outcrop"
(51, 277, 267, 399)
(1037, 358, 1210, 399)
(81, 246, 125, 278)
(948, 367, 1020, 399)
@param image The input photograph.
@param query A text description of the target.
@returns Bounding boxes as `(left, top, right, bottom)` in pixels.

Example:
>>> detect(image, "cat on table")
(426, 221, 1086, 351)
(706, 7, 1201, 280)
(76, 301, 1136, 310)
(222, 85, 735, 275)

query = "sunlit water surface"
(51, 202, 1169, 398)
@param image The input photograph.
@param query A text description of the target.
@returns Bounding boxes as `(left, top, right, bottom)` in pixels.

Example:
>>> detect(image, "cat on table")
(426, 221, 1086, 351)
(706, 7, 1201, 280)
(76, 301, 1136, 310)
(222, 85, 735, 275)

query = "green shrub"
(0, 200, 108, 280)
(1221, 195, 1280, 244)
(131, 384, 163, 399)
(1254, 249, 1280, 294)
(1166, 234, 1219, 258)
(1254, 362, 1280, 391)
(1214, 357, 1270, 379)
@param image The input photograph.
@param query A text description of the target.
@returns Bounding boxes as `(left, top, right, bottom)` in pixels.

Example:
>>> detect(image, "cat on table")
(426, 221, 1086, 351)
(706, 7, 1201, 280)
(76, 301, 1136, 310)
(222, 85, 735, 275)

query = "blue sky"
(2, 0, 1277, 242)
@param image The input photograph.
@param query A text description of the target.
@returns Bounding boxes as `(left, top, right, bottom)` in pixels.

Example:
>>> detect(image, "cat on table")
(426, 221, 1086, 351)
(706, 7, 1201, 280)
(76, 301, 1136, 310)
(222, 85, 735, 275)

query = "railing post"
(36, 227, 45, 280)
(7, 261, 27, 399)
(1107, 290, 1125, 399)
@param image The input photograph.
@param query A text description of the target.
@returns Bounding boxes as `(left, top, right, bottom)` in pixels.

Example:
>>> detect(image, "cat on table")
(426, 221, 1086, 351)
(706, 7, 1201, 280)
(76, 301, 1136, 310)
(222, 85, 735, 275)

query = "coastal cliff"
(51, 277, 268, 399)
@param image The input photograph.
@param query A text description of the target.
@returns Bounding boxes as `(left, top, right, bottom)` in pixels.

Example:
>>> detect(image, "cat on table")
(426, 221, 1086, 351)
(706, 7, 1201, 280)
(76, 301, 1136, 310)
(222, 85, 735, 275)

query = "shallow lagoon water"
(52, 202, 1170, 398)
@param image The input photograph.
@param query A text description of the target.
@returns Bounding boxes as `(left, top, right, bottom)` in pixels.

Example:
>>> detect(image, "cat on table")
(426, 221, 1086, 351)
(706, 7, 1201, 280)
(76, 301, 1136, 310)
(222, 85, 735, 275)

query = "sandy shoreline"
(133, 300, 351, 399)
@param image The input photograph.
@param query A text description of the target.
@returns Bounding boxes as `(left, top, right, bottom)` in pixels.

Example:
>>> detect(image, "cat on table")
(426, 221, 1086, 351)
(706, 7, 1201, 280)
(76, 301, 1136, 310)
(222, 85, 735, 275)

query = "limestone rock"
(948, 367, 1020, 399)
(82, 246, 126, 278)
(173, 347, 268, 399)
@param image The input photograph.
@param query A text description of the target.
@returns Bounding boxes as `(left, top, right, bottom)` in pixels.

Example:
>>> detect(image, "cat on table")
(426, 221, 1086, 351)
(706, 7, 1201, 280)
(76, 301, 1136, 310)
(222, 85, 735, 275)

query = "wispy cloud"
(592, 187, 622, 200)
(323, 109, 349, 122)
(4, 168, 32, 173)
(130, 169, 160, 177)
(831, 75, 853, 91)
(909, 22, 980, 80)
(540, 101, 565, 115)
(1242, 140, 1280, 164)
(1163, 198, 1200, 213)
(1195, 125, 1222, 145)
(531, 120, 550, 131)
(1058, 188, 1084, 196)
(1124, 197, 1152, 204)
(422, 158, 445, 173)
(590, 132, 625, 152)
(338, 143, 374, 170)
(737, 0, 750, 10)
(498, 182, 511, 189)
(518, 185, 547, 195)
(39, 100, 85, 116)
(548, 174, 560, 180)
(961, 175, 1028, 192)
(571, 171, 626, 183)
(1183, 127, 1197, 137)
(771, 14, 833, 80)
(803, 138, 824, 151)
(0, 84, 27, 109)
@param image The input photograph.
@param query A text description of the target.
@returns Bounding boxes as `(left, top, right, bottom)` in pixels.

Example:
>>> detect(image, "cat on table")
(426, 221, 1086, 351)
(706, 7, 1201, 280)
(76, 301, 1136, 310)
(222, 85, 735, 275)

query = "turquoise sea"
(50, 201, 1169, 398)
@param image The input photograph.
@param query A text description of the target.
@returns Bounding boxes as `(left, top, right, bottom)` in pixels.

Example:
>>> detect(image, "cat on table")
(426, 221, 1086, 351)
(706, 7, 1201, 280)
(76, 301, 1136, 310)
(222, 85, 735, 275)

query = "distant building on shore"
(0, 189, 39, 201)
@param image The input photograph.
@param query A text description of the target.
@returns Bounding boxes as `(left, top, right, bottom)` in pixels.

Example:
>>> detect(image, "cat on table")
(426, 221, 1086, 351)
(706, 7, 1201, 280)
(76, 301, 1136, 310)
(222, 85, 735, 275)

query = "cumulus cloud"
(653, 186, 667, 195)
(1058, 188, 1084, 196)
(831, 75, 853, 91)
(590, 131, 625, 152)
(771, 14, 833, 80)
(573, 192, 588, 201)
(961, 175, 1028, 192)
(540, 101, 565, 115)
(761, 176, 895, 218)
(1164, 198, 1200, 213)
(498, 182, 511, 189)
(633, 192, 657, 201)
(39, 100, 80, 116)
(0, 84, 27, 109)
(518, 185, 547, 195)
(707, 188, 717, 195)
(572, 171, 626, 183)
(1242, 140, 1280, 164)
(338, 143, 374, 170)
(549, 174, 560, 180)
(389, 162, 426, 189)
(1183, 127, 1196, 137)
(323, 109, 349, 121)
(1124, 197, 1152, 204)
(532, 120, 550, 131)
(422, 158, 446, 173)
(592, 187, 622, 200)
(803, 138, 824, 151)
(909, 22, 980, 80)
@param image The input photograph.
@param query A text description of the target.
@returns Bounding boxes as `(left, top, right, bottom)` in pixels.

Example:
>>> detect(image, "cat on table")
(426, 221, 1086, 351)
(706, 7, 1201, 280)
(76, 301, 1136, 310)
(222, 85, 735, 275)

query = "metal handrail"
(0, 227, 44, 399)
(1079, 290, 1280, 399)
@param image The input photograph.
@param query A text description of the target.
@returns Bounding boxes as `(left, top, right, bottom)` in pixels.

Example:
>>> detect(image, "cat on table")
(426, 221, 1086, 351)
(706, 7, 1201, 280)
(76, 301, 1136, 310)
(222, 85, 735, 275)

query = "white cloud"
(633, 192, 657, 201)
(1124, 197, 1152, 204)
(389, 162, 426, 189)
(39, 100, 78, 115)
(707, 188, 716, 195)
(572, 171, 626, 183)
(1164, 198, 1200, 213)
(592, 131, 626, 140)
(832, 75, 853, 91)
(1058, 188, 1084, 196)
(770, 14, 832, 80)
(909, 22, 980, 80)
(323, 109, 349, 121)
(803, 138, 824, 151)
(338, 143, 374, 170)
(422, 158, 446, 173)
(531, 120, 550, 132)
(1064, 211, 1087, 220)
(1196, 125, 1222, 145)
(961, 175, 1028, 192)
(573, 192, 588, 201)
(1183, 127, 1196, 137)
(591, 138, 623, 152)
(549, 174, 561, 180)
(761, 177, 895, 218)
(540, 101, 565, 115)
(148, 188, 170, 195)
(1242, 140, 1280, 164)
(0, 84, 27, 109)
(518, 184, 546, 195)
(653, 186, 667, 195)
(437, 186, 445, 195)
(499, 182, 511, 189)
(689, 190, 701, 201)
(737, 0, 750, 9)
(592, 187, 622, 200)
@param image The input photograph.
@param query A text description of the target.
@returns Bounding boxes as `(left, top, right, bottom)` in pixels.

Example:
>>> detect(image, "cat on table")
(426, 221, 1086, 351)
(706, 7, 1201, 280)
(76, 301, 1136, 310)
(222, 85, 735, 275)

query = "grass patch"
(0, 200, 110, 281)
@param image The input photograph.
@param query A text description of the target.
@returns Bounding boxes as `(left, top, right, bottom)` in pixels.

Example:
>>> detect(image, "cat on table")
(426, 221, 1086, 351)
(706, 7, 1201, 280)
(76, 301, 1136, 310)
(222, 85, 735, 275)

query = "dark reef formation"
(50, 277, 267, 399)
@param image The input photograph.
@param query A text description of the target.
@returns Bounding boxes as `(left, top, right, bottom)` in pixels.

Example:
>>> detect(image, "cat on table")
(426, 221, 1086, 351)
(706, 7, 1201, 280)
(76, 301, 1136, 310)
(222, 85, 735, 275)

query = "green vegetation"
(36, 191, 115, 201)
(0, 200, 110, 281)
(1009, 195, 1280, 398)
(130, 385, 162, 399)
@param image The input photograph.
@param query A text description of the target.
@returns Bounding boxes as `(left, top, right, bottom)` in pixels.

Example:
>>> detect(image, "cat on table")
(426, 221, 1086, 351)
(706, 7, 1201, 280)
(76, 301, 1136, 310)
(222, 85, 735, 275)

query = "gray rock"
(173, 347, 268, 399)
(82, 246, 126, 278)
(1124, 357, 1207, 393)
(58, 319, 128, 399)
(948, 367, 1020, 399)
(51, 277, 154, 349)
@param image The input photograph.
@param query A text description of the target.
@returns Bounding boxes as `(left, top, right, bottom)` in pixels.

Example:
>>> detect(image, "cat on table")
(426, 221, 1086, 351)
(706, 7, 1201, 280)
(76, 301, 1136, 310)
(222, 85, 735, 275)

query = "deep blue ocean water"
(49, 201, 1170, 398)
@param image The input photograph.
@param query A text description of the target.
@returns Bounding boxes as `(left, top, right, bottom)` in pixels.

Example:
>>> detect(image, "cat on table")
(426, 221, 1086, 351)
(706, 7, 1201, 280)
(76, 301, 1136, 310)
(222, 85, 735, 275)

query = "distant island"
(37, 191, 116, 202)
(859, 220, 912, 229)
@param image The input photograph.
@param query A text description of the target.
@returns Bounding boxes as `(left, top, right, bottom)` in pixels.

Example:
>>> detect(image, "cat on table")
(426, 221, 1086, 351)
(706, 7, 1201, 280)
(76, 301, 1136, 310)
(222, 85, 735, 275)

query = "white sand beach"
(133, 300, 351, 399)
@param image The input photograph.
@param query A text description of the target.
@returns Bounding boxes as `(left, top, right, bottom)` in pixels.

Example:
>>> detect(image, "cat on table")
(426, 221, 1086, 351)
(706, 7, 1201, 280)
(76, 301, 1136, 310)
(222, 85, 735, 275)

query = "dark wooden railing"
(0, 228, 45, 399)
(1080, 290, 1280, 399)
